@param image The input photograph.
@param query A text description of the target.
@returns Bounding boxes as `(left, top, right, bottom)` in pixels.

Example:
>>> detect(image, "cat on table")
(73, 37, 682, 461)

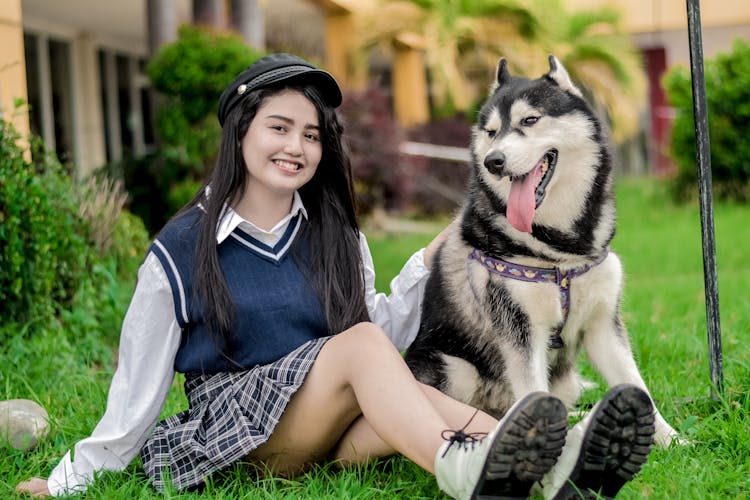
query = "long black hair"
(179, 83, 370, 347)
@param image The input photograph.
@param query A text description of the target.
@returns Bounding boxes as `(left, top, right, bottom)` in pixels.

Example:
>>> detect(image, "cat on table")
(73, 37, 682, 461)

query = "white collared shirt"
(46, 193, 429, 495)
(216, 191, 309, 246)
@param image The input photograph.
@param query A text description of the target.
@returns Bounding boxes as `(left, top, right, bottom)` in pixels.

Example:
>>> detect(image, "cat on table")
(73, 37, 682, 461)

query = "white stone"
(0, 399, 50, 451)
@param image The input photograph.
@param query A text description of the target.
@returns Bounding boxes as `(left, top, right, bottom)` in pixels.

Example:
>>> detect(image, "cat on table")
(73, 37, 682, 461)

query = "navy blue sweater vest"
(150, 206, 329, 374)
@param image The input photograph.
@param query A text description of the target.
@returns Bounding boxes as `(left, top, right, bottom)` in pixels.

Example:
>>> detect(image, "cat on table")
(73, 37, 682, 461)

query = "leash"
(469, 248, 609, 349)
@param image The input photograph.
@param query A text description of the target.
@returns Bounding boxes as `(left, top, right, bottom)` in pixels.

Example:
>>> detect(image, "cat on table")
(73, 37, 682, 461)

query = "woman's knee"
(340, 322, 395, 351)
(324, 322, 397, 362)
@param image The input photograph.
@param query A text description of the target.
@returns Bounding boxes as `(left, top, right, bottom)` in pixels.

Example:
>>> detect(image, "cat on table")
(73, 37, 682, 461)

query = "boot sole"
(551, 384, 656, 500)
(473, 392, 568, 499)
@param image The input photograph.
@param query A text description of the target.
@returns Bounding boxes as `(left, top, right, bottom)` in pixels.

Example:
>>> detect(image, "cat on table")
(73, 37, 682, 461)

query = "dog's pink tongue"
(507, 164, 543, 233)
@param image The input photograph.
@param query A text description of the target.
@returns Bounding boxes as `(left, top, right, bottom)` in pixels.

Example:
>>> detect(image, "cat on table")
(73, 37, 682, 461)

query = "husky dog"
(405, 56, 678, 448)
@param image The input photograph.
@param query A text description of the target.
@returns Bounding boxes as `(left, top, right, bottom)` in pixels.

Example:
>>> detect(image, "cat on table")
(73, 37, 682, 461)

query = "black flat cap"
(217, 53, 342, 126)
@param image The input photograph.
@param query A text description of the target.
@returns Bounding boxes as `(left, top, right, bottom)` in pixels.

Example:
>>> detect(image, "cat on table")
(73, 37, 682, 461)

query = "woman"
(17, 53, 652, 500)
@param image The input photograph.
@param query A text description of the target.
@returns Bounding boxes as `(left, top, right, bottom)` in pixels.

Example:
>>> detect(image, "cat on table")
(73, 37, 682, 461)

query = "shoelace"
(440, 409, 489, 458)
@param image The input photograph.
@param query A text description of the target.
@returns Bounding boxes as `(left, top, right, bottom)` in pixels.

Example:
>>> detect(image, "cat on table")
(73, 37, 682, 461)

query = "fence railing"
(399, 141, 471, 163)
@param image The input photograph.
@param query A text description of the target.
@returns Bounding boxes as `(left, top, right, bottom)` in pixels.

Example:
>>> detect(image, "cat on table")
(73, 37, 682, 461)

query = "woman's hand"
(423, 219, 458, 268)
(16, 478, 51, 498)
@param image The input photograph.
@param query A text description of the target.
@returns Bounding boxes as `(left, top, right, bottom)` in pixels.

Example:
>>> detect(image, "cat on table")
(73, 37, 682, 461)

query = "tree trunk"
(230, 0, 265, 50)
(193, 0, 226, 28)
(145, 0, 178, 155)
(146, 0, 177, 56)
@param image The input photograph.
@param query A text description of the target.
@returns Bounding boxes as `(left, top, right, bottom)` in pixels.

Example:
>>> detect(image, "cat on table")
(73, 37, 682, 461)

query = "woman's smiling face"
(241, 89, 322, 199)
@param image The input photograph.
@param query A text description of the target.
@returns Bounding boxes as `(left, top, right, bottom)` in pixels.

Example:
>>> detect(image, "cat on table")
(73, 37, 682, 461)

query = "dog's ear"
(546, 55, 583, 98)
(496, 58, 511, 87)
(489, 58, 511, 94)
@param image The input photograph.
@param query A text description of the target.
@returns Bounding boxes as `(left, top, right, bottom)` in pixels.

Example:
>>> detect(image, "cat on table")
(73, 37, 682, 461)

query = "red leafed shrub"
(406, 114, 473, 215)
(339, 86, 413, 215)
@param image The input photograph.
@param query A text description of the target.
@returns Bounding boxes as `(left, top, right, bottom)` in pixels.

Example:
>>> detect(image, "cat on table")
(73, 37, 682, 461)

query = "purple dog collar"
(469, 248, 609, 349)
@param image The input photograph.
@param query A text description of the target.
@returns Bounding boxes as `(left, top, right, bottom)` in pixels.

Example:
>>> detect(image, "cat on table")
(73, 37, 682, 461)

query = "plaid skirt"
(139, 336, 331, 492)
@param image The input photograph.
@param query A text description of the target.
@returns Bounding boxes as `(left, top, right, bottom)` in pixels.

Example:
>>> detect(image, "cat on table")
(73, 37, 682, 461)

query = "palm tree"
(355, 0, 544, 114)
(354, 0, 646, 142)
(534, 3, 647, 142)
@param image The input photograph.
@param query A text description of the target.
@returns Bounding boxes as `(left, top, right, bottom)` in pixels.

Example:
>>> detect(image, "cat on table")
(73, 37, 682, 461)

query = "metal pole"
(685, 0, 723, 396)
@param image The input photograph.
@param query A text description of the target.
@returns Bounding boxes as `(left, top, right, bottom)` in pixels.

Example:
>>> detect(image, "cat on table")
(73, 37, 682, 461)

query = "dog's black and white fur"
(405, 56, 678, 447)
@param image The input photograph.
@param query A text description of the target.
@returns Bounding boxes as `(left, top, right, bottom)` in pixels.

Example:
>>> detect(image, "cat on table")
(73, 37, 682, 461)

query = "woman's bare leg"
(332, 383, 497, 466)
(247, 322, 469, 475)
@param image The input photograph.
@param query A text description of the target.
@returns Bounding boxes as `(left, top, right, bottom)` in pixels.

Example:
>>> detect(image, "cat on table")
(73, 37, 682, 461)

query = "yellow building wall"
(0, 0, 30, 138)
(567, 0, 750, 33)
(307, 0, 356, 88)
(323, 12, 354, 89)
(392, 39, 429, 127)
(310, 0, 430, 126)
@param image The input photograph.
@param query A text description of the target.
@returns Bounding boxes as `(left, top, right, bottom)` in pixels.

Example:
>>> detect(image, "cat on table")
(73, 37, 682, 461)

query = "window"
(49, 38, 74, 163)
(23, 30, 153, 170)
(22, 33, 42, 138)
(23, 32, 74, 162)
(99, 49, 153, 163)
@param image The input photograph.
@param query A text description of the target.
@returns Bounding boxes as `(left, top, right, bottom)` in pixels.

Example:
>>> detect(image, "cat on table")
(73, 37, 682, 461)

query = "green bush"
(109, 209, 150, 279)
(76, 172, 150, 279)
(0, 119, 150, 339)
(664, 39, 750, 202)
(148, 25, 265, 126)
(0, 122, 90, 323)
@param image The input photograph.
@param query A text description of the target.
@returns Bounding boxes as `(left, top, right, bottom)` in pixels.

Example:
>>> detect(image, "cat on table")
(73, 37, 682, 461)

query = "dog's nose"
(484, 151, 506, 174)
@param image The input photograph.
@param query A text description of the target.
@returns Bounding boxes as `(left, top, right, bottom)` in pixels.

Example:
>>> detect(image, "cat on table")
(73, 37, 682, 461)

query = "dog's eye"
(521, 116, 540, 126)
(485, 129, 497, 138)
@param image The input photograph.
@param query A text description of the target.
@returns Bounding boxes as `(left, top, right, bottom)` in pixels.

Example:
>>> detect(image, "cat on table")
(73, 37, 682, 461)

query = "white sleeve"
(47, 253, 181, 496)
(360, 232, 430, 351)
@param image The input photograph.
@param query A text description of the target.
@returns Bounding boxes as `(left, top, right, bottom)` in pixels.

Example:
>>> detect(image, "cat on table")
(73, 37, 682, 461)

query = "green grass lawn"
(3, 178, 749, 499)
